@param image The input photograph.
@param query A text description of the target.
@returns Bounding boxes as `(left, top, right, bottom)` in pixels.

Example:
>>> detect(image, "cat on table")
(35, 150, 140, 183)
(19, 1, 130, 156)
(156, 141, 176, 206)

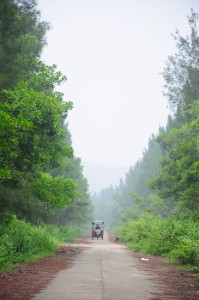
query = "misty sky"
(38, 0, 199, 192)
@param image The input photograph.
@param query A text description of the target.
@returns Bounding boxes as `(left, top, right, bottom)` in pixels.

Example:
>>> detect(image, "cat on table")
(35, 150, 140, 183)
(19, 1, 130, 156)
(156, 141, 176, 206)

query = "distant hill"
(82, 161, 129, 194)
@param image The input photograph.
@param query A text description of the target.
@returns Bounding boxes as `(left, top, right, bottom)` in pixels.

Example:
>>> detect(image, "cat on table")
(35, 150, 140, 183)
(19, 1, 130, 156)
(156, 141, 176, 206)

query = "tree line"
(92, 9, 199, 271)
(93, 9, 199, 225)
(0, 0, 93, 225)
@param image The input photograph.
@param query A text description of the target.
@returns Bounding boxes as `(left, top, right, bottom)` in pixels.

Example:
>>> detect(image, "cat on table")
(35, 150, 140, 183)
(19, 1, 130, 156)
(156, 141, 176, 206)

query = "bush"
(0, 214, 84, 271)
(116, 214, 156, 251)
(143, 218, 187, 255)
(0, 213, 15, 227)
(0, 235, 14, 269)
(115, 214, 199, 270)
(41, 224, 84, 243)
(170, 237, 199, 265)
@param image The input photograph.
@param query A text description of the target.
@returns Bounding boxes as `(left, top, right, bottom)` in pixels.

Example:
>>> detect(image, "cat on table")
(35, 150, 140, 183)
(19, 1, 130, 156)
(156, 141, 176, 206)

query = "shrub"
(116, 214, 156, 251)
(116, 215, 199, 270)
(0, 214, 84, 271)
(0, 235, 14, 269)
(170, 237, 199, 265)
(42, 224, 84, 243)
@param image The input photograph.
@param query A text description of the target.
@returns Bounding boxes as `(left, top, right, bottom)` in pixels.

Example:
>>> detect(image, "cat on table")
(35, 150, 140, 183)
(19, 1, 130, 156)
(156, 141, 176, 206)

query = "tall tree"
(163, 9, 199, 111)
(0, 64, 73, 187)
(0, 0, 93, 223)
(149, 100, 199, 213)
(0, 0, 49, 89)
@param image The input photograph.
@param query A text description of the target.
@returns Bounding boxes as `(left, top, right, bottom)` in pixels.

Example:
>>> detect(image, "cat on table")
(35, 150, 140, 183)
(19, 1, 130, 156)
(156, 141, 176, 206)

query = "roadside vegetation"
(93, 9, 199, 277)
(0, 0, 93, 271)
(0, 213, 85, 271)
(115, 215, 199, 276)
(1, 1, 199, 278)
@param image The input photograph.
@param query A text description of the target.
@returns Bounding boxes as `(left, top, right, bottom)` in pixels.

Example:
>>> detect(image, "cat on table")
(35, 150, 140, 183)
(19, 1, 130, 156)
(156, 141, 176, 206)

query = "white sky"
(38, 0, 199, 172)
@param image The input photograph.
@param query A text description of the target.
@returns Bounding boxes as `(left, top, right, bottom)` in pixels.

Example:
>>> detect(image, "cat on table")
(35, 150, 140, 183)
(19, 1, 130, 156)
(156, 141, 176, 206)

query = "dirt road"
(0, 232, 198, 299)
(32, 232, 168, 300)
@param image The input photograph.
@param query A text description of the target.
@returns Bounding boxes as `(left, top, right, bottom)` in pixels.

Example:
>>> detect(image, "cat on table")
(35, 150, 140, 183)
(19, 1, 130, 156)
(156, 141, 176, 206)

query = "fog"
(38, 0, 199, 193)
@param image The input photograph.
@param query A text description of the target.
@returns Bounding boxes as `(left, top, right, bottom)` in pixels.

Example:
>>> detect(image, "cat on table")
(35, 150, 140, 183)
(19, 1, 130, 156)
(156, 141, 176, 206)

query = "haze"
(38, 0, 199, 192)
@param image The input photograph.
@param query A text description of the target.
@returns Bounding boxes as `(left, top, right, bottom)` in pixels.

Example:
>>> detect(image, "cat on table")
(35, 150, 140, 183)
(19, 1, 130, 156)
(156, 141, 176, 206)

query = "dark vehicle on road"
(92, 221, 104, 240)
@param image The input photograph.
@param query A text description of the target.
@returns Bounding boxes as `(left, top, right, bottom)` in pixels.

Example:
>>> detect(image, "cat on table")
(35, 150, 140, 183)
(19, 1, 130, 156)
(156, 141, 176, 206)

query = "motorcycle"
(95, 228, 101, 239)
(92, 221, 104, 240)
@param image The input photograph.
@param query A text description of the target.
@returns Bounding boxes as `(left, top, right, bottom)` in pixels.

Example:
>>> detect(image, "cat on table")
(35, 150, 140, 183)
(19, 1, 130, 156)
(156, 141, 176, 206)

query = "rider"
(95, 224, 101, 237)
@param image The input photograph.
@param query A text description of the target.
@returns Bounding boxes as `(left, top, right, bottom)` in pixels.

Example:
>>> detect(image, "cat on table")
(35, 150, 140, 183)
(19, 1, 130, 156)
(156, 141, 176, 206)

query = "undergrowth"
(0, 213, 84, 271)
(115, 213, 199, 275)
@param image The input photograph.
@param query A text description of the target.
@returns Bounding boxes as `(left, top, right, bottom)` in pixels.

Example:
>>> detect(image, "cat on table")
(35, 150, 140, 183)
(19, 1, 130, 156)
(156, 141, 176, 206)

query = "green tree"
(163, 9, 199, 111)
(0, 0, 93, 223)
(49, 123, 93, 225)
(30, 173, 76, 208)
(150, 100, 199, 212)
(0, 0, 49, 89)
(92, 135, 165, 228)
(115, 134, 164, 208)
(0, 64, 73, 187)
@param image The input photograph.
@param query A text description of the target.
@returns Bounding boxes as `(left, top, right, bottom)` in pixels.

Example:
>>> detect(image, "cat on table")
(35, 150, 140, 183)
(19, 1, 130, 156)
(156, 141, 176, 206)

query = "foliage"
(49, 123, 93, 224)
(0, 214, 56, 270)
(0, 214, 84, 271)
(0, 185, 59, 224)
(0, 0, 92, 224)
(162, 9, 199, 110)
(116, 214, 155, 251)
(30, 172, 76, 208)
(92, 186, 120, 229)
(122, 193, 168, 221)
(0, 65, 73, 187)
(121, 135, 163, 202)
(116, 215, 199, 270)
(92, 135, 164, 228)
(0, 63, 81, 211)
(92, 9, 199, 276)
(149, 100, 199, 212)
(0, 212, 15, 226)
(0, 0, 49, 89)
(42, 224, 85, 243)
